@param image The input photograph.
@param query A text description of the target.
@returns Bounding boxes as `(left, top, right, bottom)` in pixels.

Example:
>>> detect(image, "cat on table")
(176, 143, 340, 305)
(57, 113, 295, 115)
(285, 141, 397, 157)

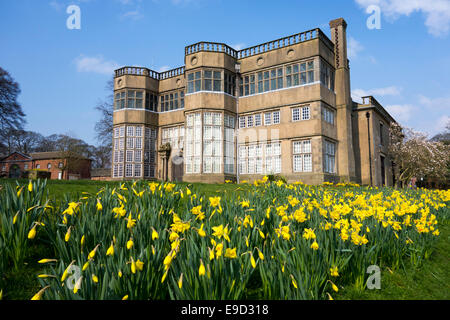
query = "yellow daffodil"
(224, 248, 237, 259)
(88, 244, 100, 260)
(64, 227, 72, 242)
(136, 259, 144, 271)
(106, 243, 114, 256)
(290, 275, 298, 289)
(151, 228, 159, 240)
(30, 286, 50, 300)
(61, 260, 76, 282)
(17, 186, 24, 197)
(257, 248, 264, 260)
(127, 238, 134, 250)
(178, 273, 183, 289)
(330, 266, 339, 277)
(197, 224, 206, 237)
(28, 225, 37, 240)
(38, 259, 57, 264)
(250, 254, 256, 269)
(13, 212, 19, 225)
(199, 259, 206, 276)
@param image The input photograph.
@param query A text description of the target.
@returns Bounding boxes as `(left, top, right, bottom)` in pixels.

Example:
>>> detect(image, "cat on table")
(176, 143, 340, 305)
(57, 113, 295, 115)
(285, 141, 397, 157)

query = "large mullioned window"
(293, 140, 312, 172)
(239, 142, 281, 175)
(160, 90, 185, 112)
(203, 112, 222, 174)
(185, 113, 202, 174)
(187, 70, 232, 95)
(224, 114, 235, 174)
(324, 140, 336, 174)
(113, 125, 156, 179)
(239, 59, 316, 97)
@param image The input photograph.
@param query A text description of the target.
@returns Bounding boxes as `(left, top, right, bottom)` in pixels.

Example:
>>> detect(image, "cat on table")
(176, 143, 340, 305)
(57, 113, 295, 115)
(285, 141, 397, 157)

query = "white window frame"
(293, 140, 312, 173)
(273, 111, 280, 124)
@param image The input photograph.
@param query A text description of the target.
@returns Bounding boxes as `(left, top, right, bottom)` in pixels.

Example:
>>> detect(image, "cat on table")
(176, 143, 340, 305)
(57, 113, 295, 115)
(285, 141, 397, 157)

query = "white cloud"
(436, 115, 450, 131)
(230, 43, 246, 51)
(171, 0, 197, 5)
(74, 55, 120, 75)
(120, 10, 144, 20)
(157, 65, 171, 72)
(49, 1, 65, 11)
(418, 95, 450, 110)
(347, 36, 364, 59)
(352, 86, 402, 102)
(385, 104, 415, 122)
(354, 0, 450, 37)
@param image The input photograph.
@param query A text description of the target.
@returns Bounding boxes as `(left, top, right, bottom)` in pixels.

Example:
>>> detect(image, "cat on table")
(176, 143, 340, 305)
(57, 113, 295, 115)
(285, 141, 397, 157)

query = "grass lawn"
(336, 219, 450, 300)
(0, 178, 448, 300)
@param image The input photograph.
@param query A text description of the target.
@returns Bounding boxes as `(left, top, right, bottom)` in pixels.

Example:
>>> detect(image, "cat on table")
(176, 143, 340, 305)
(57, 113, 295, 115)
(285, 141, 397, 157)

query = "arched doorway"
(171, 150, 184, 182)
(9, 164, 21, 179)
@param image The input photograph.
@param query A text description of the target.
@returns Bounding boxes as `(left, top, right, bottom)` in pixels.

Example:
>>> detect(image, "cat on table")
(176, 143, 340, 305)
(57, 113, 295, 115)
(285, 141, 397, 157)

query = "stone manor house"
(111, 18, 396, 186)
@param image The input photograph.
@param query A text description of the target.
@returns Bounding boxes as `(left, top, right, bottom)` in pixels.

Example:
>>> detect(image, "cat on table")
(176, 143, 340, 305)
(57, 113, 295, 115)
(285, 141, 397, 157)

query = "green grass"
(0, 178, 448, 300)
(0, 179, 250, 204)
(336, 219, 450, 300)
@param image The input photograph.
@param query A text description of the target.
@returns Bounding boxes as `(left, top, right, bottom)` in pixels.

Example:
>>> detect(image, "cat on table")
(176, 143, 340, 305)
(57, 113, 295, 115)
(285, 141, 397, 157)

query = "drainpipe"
(366, 112, 373, 186)
(235, 62, 241, 184)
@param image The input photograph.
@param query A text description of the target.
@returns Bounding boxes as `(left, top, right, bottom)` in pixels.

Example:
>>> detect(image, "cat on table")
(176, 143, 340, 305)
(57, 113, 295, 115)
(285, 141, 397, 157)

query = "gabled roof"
(91, 168, 111, 177)
(29, 152, 91, 161)
(0, 151, 32, 162)
(353, 96, 397, 124)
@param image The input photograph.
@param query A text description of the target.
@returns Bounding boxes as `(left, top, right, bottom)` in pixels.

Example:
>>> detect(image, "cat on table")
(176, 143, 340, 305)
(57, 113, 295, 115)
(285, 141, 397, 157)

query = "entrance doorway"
(9, 164, 21, 179)
(380, 155, 386, 186)
(171, 152, 184, 182)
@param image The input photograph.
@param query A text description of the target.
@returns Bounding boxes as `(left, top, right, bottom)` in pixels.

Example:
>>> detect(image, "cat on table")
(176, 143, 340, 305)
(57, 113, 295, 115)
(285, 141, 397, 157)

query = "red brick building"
(0, 151, 92, 180)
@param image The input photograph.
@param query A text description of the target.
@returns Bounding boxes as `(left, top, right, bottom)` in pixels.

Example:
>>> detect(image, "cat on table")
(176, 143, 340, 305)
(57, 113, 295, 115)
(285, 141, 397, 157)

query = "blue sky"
(0, 0, 449, 145)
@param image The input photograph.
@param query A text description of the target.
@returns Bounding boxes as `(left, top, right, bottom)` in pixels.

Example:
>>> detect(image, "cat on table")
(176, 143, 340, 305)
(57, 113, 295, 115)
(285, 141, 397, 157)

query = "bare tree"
(93, 78, 113, 169)
(94, 78, 113, 146)
(54, 134, 91, 178)
(388, 122, 450, 187)
(0, 67, 26, 133)
(8, 130, 44, 154)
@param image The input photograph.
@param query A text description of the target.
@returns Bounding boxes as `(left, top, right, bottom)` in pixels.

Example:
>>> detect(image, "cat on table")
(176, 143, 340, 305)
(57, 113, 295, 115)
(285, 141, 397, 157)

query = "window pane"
(308, 71, 314, 83)
(286, 66, 292, 75)
(277, 77, 283, 89)
(286, 75, 292, 87)
(300, 73, 306, 84)
(204, 70, 212, 78)
(204, 79, 212, 91)
(213, 80, 221, 91)
(195, 80, 201, 91)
